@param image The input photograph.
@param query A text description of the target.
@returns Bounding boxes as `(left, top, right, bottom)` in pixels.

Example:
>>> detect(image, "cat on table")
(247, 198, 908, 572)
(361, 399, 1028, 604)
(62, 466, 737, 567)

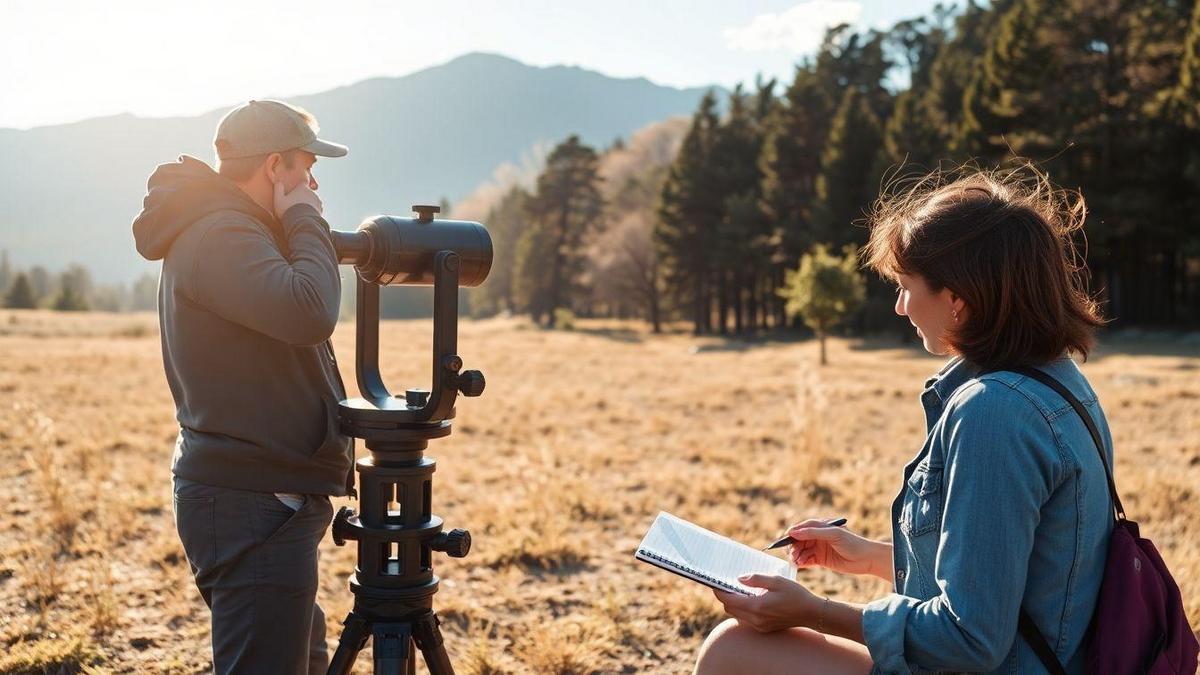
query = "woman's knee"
(695, 619, 873, 675)
(694, 618, 754, 674)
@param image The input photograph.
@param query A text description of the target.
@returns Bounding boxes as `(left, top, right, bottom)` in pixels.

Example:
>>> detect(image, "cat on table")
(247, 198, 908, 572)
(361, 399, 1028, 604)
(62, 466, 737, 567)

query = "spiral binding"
(638, 549, 744, 593)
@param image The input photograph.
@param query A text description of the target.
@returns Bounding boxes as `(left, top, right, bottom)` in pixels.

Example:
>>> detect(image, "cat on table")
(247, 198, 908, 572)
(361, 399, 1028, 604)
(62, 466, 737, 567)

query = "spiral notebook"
(635, 511, 796, 596)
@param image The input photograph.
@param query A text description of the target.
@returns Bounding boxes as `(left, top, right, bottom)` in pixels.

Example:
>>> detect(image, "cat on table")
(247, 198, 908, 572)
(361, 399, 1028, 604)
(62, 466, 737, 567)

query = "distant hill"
(0, 53, 714, 283)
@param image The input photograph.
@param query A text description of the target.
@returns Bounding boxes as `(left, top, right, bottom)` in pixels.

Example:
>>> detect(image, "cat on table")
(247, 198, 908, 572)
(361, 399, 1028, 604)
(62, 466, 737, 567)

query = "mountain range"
(0, 52, 714, 283)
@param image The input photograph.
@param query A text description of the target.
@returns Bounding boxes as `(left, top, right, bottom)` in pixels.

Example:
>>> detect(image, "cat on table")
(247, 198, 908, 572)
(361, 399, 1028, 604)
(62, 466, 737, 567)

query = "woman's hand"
(787, 519, 891, 580)
(712, 574, 821, 633)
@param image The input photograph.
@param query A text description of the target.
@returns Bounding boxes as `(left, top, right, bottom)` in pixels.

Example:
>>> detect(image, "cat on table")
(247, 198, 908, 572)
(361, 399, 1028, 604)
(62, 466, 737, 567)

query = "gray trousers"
(173, 477, 334, 675)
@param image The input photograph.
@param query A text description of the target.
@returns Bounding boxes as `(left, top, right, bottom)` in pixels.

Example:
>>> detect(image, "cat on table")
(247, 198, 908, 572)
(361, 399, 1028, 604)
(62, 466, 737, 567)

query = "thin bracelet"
(816, 596, 830, 633)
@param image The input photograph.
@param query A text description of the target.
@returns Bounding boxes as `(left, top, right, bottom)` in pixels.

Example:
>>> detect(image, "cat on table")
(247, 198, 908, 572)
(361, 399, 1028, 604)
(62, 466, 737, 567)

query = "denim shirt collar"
(920, 356, 981, 432)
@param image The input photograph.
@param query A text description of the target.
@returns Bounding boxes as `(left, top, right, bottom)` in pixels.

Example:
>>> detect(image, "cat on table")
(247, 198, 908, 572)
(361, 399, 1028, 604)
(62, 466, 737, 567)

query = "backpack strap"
(1018, 608, 1068, 675)
(999, 366, 1126, 674)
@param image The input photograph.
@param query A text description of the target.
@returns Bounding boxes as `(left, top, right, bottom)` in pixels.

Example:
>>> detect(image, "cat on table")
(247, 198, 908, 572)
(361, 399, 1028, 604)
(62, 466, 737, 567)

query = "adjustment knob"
(457, 370, 486, 397)
(431, 528, 471, 558)
(332, 506, 356, 546)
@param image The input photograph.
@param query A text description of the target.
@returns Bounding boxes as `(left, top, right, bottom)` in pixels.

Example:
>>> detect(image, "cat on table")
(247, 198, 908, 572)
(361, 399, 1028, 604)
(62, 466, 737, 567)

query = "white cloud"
(723, 1, 863, 54)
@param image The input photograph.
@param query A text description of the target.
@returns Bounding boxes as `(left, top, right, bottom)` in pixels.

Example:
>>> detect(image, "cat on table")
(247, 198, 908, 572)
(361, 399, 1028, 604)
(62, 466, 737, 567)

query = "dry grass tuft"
(0, 633, 106, 674)
(19, 536, 63, 611)
(511, 616, 617, 674)
(456, 621, 510, 675)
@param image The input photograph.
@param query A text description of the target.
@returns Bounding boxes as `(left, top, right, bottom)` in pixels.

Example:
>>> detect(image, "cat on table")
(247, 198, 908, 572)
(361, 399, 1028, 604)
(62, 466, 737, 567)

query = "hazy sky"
(2, 0, 942, 130)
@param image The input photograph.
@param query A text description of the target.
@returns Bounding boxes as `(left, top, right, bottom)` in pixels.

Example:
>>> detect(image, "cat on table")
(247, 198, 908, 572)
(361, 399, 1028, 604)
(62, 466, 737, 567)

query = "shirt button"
(896, 569, 906, 581)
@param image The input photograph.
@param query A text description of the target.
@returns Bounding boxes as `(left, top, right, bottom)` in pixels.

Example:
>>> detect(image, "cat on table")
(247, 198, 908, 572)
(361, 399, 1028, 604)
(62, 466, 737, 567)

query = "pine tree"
(711, 84, 769, 334)
(656, 90, 722, 334)
(5, 272, 36, 309)
(759, 26, 893, 328)
(758, 67, 833, 328)
(28, 265, 52, 303)
(880, 9, 957, 169)
(1154, 0, 1200, 323)
(814, 87, 883, 248)
(956, 0, 1058, 161)
(53, 266, 90, 311)
(1174, 0, 1200, 129)
(746, 77, 780, 330)
(882, 89, 944, 170)
(760, 66, 834, 266)
(53, 283, 88, 311)
(517, 135, 604, 328)
(513, 219, 556, 324)
(1171, 0, 1200, 198)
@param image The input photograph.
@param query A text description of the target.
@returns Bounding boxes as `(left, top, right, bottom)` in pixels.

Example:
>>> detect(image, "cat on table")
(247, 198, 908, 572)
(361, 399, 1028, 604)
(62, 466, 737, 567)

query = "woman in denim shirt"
(694, 168, 1113, 674)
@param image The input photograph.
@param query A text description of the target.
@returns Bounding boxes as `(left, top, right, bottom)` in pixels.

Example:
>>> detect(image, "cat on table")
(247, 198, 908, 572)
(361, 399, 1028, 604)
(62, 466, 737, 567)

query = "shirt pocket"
(900, 463, 944, 537)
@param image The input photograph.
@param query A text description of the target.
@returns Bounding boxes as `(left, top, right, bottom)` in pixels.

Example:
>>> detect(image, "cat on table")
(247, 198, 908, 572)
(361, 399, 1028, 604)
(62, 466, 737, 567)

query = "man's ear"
(263, 152, 283, 183)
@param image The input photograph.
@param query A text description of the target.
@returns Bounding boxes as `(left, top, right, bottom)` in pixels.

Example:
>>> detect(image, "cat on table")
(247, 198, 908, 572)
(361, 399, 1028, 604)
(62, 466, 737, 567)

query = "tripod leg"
(372, 622, 413, 675)
(327, 612, 372, 675)
(412, 612, 455, 675)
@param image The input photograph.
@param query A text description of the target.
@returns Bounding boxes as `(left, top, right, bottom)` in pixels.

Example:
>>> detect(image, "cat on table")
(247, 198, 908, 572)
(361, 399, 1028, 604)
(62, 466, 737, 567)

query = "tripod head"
(331, 205, 492, 425)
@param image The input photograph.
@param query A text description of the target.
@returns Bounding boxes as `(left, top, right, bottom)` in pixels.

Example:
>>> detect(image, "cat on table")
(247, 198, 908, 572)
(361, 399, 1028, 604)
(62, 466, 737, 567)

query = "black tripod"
(326, 207, 491, 674)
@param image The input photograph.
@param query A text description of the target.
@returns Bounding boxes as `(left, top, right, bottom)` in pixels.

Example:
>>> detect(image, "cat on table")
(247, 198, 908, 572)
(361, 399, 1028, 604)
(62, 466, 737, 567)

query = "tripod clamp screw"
(430, 528, 471, 558)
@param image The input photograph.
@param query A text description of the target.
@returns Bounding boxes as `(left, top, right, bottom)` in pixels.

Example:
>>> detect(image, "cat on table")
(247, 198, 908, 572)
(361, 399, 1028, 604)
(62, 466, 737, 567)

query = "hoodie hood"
(132, 155, 278, 261)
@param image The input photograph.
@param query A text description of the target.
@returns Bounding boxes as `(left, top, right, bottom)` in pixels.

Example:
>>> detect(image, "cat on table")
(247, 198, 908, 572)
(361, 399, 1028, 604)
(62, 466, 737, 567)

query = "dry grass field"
(0, 309, 1197, 674)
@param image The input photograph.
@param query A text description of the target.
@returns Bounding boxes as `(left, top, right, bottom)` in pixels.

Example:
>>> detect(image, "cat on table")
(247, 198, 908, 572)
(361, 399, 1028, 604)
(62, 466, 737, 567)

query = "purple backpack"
(1013, 367, 1199, 674)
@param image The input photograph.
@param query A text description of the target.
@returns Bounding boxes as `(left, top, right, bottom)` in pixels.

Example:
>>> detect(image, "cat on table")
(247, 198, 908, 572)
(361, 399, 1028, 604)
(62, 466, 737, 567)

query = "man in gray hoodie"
(132, 99, 352, 674)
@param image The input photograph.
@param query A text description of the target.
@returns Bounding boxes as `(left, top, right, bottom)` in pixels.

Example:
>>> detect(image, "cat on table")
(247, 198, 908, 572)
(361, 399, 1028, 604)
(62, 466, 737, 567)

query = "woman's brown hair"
(862, 163, 1106, 371)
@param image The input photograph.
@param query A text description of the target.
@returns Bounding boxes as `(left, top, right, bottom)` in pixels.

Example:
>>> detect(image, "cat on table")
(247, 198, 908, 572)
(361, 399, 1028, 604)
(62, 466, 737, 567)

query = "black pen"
(762, 517, 848, 551)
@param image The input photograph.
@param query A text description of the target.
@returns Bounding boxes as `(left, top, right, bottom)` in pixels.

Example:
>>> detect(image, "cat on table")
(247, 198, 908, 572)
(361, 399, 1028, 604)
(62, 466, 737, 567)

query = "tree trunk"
(748, 273, 759, 331)
(733, 272, 744, 335)
(819, 328, 828, 366)
(717, 272, 729, 335)
(774, 267, 788, 328)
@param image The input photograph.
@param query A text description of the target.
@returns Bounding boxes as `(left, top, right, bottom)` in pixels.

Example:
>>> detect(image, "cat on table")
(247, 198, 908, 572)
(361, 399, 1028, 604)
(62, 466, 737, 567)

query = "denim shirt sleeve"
(863, 380, 1068, 673)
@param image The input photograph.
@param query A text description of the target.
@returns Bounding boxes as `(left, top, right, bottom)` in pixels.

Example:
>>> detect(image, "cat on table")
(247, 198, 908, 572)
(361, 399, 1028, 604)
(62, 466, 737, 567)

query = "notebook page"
(638, 512, 794, 593)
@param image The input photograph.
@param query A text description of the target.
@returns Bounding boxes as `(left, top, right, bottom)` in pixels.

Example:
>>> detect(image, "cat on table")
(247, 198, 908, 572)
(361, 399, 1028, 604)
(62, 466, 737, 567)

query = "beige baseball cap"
(214, 99, 348, 160)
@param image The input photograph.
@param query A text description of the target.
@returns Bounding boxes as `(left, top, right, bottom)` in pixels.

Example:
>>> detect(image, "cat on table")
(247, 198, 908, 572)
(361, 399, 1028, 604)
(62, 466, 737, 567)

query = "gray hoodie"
(133, 155, 352, 496)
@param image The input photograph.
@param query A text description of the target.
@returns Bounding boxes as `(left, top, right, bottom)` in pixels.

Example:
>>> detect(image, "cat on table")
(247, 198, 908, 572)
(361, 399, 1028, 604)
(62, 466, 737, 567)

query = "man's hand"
(273, 179, 323, 219)
(712, 574, 821, 633)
